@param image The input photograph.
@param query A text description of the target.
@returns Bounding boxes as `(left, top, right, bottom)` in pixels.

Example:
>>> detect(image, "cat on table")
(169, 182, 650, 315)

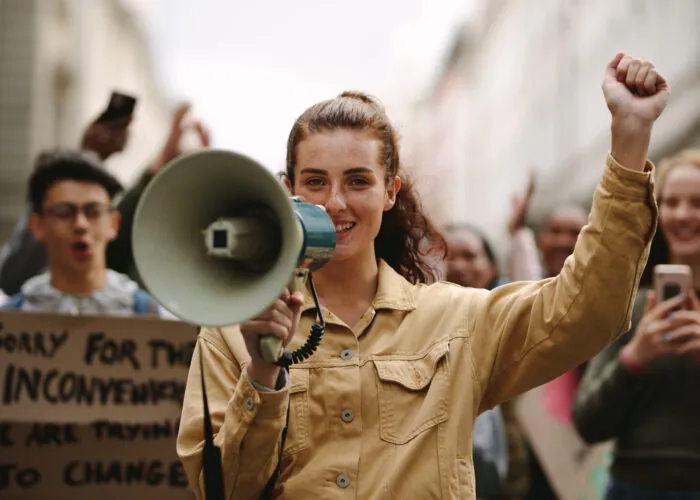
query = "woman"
(443, 223, 506, 291)
(177, 52, 668, 499)
(573, 149, 700, 499)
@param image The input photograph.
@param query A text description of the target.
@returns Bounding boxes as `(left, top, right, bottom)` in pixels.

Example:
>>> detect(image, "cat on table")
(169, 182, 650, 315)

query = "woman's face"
(291, 128, 400, 263)
(444, 229, 496, 289)
(660, 164, 700, 261)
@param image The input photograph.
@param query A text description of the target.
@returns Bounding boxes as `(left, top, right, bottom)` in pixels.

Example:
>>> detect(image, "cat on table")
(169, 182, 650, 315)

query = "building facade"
(404, 0, 700, 265)
(0, 0, 172, 243)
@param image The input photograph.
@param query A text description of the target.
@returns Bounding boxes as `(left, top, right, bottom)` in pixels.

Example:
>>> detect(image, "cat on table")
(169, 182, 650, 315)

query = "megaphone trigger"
(258, 336, 282, 364)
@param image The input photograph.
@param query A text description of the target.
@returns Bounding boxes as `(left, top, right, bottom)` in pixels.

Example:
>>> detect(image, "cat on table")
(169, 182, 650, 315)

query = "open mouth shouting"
(71, 240, 93, 260)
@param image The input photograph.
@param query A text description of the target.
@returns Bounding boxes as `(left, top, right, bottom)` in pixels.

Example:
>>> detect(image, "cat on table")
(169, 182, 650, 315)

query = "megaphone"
(132, 148, 336, 365)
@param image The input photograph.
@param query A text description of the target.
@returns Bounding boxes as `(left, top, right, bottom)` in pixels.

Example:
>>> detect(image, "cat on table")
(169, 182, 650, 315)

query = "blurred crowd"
(1, 89, 699, 500)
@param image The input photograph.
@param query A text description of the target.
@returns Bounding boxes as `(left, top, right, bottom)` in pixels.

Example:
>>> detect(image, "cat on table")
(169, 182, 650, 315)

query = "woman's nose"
(324, 188, 347, 214)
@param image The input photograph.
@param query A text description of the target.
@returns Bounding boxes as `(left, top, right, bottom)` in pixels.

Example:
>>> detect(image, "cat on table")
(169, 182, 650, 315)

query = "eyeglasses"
(41, 202, 113, 221)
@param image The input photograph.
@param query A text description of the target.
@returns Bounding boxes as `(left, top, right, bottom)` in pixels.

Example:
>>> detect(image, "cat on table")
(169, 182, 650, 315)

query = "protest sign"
(0, 311, 200, 500)
(516, 385, 613, 500)
(1, 420, 193, 500)
(0, 311, 198, 423)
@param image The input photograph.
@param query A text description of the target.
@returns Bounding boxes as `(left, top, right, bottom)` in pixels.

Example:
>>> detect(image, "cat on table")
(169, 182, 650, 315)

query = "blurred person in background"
(0, 151, 164, 316)
(507, 171, 587, 282)
(443, 223, 509, 499)
(0, 102, 210, 295)
(573, 149, 700, 499)
(443, 223, 507, 290)
(0, 111, 131, 294)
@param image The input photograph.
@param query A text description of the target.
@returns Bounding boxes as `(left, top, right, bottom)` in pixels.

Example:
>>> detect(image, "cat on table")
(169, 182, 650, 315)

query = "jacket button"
(336, 473, 350, 488)
(245, 396, 255, 411)
(341, 349, 353, 360)
(341, 409, 354, 423)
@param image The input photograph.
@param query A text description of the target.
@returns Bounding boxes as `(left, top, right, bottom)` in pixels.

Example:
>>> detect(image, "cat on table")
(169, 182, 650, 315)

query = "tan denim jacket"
(177, 154, 657, 499)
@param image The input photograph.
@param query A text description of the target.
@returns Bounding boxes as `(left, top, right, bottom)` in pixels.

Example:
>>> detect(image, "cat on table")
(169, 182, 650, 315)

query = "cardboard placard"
(0, 421, 192, 500)
(0, 311, 197, 423)
(515, 386, 613, 500)
(0, 311, 199, 500)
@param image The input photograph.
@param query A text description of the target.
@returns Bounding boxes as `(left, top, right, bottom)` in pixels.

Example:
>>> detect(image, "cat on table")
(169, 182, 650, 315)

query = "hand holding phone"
(97, 91, 137, 123)
(619, 265, 694, 370)
(81, 91, 137, 160)
(662, 296, 700, 364)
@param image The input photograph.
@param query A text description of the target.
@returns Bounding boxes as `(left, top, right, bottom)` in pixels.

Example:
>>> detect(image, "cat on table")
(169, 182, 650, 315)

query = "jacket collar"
(301, 259, 417, 313)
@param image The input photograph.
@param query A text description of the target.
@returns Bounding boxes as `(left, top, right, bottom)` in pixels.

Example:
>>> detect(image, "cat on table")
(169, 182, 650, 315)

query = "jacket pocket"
(372, 341, 450, 445)
(283, 368, 311, 457)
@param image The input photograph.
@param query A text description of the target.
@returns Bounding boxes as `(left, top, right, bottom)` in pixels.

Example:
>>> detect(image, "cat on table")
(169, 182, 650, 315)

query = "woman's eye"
(349, 177, 369, 186)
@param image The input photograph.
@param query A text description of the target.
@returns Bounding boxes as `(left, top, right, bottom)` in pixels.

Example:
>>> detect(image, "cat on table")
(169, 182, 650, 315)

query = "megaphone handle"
(259, 269, 309, 364)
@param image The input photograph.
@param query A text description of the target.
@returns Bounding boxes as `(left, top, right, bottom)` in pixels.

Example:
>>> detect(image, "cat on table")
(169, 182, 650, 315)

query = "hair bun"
(338, 91, 385, 110)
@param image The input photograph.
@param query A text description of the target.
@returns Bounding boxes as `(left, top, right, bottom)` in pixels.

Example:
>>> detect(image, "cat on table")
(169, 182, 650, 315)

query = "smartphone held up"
(97, 91, 137, 123)
(654, 264, 692, 310)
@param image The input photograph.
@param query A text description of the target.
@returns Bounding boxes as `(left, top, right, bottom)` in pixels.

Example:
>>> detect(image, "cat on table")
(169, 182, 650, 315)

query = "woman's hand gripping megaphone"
(241, 202, 333, 386)
(240, 284, 305, 388)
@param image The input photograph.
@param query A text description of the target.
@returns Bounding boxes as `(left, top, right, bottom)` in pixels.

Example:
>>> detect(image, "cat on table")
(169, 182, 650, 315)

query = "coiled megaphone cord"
(275, 272, 325, 369)
(258, 273, 325, 499)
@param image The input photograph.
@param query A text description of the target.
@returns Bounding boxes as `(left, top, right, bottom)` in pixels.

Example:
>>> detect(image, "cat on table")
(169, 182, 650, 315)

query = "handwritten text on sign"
(1, 420, 193, 500)
(0, 311, 198, 423)
(0, 311, 200, 499)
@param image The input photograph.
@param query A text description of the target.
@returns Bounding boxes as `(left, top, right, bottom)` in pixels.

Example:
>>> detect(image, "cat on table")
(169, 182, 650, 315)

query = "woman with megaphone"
(176, 53, 669, 499)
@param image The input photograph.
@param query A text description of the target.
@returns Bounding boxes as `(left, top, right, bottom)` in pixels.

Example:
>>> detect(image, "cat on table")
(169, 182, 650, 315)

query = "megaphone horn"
(132, 149, 336, 365)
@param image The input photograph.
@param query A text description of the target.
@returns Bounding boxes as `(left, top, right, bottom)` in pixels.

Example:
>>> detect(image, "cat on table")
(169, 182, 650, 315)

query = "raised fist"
(602, 52, 670, 126)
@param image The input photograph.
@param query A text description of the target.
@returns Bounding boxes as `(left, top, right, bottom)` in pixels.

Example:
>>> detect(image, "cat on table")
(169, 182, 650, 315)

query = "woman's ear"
(384, 176, 402, 211)
(283, 176, 294, 195)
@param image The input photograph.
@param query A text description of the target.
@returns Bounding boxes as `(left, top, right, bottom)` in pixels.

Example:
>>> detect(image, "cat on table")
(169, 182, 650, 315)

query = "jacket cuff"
(247, 368, 289, 392)
(235, 370, 289, 420)
(603, 153, 655, 200)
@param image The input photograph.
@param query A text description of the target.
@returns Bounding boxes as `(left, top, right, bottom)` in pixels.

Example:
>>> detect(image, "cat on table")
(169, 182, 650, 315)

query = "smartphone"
(96, 91, 137, 123)
(653, 264, 692, 306)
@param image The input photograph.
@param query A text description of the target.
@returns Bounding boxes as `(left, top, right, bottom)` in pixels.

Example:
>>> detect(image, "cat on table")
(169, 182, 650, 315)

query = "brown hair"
(284, 91, 446, 284)
(655, 148, 700, 199)
(640, 148, 700, 286)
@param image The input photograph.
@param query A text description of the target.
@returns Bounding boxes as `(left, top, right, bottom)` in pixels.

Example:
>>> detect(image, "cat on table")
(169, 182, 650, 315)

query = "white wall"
(71, 0, 173, 185)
